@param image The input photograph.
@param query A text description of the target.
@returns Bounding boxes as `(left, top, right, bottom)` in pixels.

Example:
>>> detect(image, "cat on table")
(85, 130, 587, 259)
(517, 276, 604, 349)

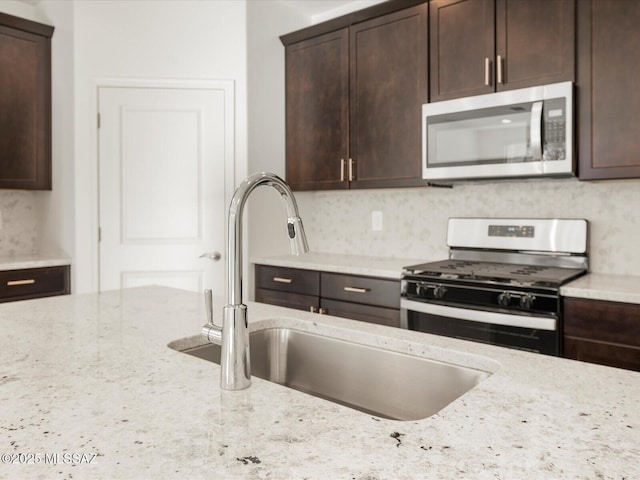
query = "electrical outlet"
(371, 211, 383, 231)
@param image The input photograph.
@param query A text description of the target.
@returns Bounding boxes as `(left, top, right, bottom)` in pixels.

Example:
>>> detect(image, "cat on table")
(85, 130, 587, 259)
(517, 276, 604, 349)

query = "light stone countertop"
(251, 253, 425, 279)
(561, 272, 640, 304)
(0, 254, 71, 271)
(1, 286, 638, 479)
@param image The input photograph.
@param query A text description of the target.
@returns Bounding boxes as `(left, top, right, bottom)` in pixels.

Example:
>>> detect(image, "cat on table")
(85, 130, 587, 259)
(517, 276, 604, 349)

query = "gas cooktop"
(404, 259, 585, 288)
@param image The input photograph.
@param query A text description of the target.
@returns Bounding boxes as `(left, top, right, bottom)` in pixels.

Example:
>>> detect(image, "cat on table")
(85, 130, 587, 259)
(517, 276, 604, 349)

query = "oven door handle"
(400, 299, 557, 331)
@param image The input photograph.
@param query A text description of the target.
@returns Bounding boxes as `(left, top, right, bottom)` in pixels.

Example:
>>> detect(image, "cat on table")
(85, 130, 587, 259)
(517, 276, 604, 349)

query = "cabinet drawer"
(564, 297, 640, 347)
(320, 298, 400, 328)
(564, 335, 640, 372)
(255, 288, 318, 313)
(0, 266, 70, 302)
(320, 273, 399, 309)
(255, 265, 319, 296)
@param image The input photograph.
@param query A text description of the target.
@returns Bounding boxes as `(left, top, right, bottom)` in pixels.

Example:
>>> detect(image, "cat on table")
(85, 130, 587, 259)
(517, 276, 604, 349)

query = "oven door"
(400, 299, 561, 356)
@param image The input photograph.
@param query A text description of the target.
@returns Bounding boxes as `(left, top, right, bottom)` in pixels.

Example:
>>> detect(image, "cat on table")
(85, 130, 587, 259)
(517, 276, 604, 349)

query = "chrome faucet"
(201, 172, 308, 390)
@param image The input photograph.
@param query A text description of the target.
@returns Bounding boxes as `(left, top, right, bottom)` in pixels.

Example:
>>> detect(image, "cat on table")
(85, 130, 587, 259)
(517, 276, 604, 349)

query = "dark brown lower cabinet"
(0, 265, 70, 303)
(254, 264, 400, 328)
(563, 297, 640, 372)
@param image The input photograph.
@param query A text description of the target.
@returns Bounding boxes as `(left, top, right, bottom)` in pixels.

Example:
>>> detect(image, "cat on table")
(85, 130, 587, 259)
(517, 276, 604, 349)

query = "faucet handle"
(204, 289, 214, 324)
(202, 289, 222, 344)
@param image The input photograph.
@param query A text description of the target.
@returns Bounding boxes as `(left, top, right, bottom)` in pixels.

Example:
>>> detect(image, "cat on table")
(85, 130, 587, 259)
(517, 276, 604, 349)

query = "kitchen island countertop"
(1, 286, 638, 479)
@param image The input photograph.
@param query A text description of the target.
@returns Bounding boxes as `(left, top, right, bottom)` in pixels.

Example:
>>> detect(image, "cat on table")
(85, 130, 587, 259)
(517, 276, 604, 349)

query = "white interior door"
(98, 85, 232, 295)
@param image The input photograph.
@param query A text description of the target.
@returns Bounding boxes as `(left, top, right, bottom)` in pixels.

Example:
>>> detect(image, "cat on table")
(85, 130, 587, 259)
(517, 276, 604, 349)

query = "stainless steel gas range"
(400, 218, 589, 356)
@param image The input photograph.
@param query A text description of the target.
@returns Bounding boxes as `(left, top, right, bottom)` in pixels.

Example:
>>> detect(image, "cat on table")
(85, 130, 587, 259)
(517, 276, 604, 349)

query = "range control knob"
(434, 285, 447, 299)
(416, 282, 427, 297)
(498, 292, 512, 307)
(520, 293, 536, 310)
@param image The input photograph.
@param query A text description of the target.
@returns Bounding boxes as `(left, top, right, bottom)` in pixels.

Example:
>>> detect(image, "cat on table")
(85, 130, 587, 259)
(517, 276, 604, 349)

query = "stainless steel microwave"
(422, 82, 574, 182)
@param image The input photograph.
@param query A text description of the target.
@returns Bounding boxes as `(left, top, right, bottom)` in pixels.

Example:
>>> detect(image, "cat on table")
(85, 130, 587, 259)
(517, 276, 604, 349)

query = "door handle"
(199, 252, 221, 261)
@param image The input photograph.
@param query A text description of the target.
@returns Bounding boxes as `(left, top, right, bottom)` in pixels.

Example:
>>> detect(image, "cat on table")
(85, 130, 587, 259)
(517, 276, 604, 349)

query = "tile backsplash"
(297, 177, 640, 275)
(0, 191, 38, 257)
(3, 177, 639, 275)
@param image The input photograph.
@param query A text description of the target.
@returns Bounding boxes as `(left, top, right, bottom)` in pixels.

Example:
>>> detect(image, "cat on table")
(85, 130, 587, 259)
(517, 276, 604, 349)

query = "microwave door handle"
(530, 101, 543, 161)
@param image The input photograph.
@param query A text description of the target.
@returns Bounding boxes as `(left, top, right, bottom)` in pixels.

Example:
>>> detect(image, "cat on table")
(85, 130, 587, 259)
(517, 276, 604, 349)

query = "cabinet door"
(349, 4, 428, 189)
(563, 297, 640, 372)
(495, 0, 574, 91)
(430, 0, 495, 101)
(577, 0, 640, 179)
(0, 14, 54, 190)
(285, 29, 349, 191)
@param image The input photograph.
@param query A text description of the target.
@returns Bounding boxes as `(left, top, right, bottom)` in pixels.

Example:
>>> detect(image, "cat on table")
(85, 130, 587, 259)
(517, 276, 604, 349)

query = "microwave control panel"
(543, 97, 567, 161)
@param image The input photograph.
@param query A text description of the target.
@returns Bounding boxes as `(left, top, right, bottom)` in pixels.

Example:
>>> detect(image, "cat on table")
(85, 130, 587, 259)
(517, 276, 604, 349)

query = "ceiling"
(277, 0, 387, 23)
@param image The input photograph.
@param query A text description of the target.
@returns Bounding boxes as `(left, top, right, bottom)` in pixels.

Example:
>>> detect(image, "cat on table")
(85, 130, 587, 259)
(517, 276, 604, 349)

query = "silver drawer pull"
(7, 279, 36, 286)
(344, 286, 369, 293)
(273, 277, 293, 284)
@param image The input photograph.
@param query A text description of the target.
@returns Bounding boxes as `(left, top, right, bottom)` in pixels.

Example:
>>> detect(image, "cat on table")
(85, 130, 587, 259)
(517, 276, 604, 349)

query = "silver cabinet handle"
(340, 158, 345, 182)
(273, 277, 292, 284)
(348, 158, 354, 181)
(484, 57, 491, 86)
(199, 252, 221, 261)
(344, 286, 369, 293)
(496, 54, 503, 84)
(530, 101, 543, 161)
(7, 279, 36, 286)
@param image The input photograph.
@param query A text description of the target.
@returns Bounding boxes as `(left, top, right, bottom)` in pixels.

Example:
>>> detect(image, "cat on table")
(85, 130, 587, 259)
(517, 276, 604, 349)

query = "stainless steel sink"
(178, 327, 491, 421)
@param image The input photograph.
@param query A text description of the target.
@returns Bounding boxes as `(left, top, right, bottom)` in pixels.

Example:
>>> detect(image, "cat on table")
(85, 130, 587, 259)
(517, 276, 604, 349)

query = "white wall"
(72, 0, 248, 292)
(35, 0, 75, 260)
(0, 0, 38, 20)
(246, 1, 309, 260)
(245, 1, 310, 300)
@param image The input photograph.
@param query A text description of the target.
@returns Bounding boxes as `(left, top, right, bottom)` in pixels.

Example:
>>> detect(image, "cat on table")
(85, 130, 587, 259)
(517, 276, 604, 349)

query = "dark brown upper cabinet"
(577, 0, 640, 180)
(349, 5, 428, 189)
(429, 0, 575, 102)
(284, 3, 428, 191)
(285, 29, 350, 191)
(0, 12, 54, 190)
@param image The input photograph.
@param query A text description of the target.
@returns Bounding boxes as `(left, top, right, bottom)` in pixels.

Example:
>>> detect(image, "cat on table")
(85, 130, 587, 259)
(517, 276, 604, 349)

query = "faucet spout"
(203, 172, 308, 391)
